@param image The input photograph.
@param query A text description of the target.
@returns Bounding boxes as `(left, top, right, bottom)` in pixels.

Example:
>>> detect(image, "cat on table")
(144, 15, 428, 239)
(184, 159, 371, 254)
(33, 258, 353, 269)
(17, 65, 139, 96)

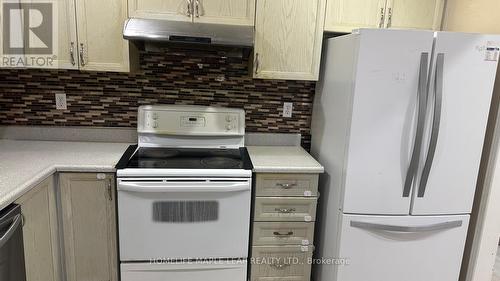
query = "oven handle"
(118, 182, 251, 193)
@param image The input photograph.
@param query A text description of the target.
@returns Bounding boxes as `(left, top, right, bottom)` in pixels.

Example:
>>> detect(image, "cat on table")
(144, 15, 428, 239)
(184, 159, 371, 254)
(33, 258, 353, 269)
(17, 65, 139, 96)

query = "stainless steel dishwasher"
(0, 204, 26, 281)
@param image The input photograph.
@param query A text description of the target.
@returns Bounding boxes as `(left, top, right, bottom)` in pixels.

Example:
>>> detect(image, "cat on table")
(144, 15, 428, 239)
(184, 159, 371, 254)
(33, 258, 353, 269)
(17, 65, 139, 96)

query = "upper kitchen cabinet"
(194, 0, 255, 26)
(253, 0, 326, 81)
(55, 0, 79, 69)
(324, 0, 445, 32)
(129, 0, 255, 26)
(384, 0, 445, 30)
(128, 0, 192, 21)
(0, 0, 135, 72)
(75, 0, 134, 72)
(325, 0, 387, 32)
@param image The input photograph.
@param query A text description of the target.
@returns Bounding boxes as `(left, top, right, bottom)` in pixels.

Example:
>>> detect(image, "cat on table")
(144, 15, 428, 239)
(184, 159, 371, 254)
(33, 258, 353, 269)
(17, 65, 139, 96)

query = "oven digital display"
(181, 116, 206, 127)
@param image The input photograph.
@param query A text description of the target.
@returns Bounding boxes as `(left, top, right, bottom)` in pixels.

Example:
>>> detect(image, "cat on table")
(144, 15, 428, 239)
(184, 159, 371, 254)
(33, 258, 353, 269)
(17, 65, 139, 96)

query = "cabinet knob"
(195, 0, 201, 17)
(276, 182, 297, 189)
(254, 53, 260, 75)
(70, 42, 75, 66)
(270, 262, 290, 269)
(387, 8, 393, 28)
(275, 208, 296, 213)
(273, 231, 294, 237)
(79, 43, 86, 67)
(379, 8, 385, 28)
(186, 0, 192, 17)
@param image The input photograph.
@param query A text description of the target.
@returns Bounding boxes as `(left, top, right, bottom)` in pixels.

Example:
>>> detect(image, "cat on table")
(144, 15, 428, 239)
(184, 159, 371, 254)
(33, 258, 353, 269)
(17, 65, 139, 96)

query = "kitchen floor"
(493, 246, 500, 281)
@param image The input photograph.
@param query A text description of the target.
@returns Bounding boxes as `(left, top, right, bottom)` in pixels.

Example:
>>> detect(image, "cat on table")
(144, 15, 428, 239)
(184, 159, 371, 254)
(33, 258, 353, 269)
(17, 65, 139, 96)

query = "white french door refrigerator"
(311, 29, 500, 281)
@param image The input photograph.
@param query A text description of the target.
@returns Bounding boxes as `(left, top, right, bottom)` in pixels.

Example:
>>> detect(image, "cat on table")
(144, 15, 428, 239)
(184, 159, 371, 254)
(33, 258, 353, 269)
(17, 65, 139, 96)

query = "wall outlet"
(55, 93, 67, 110)
(283, 102, 293, 118)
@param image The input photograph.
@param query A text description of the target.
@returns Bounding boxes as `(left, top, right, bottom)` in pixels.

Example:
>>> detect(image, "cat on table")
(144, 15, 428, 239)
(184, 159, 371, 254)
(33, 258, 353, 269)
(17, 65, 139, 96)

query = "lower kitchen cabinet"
(250, 173, 320, 281)
(252, 222, 315, 246)
(251, 245, 313, 281)
(16, 176, 61, 281)
(16, 172, 119, 281)
(59, 173, 118, 281)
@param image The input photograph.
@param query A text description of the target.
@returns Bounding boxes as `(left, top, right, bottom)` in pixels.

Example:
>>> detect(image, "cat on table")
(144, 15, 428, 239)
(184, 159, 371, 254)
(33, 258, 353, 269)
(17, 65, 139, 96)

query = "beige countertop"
(0, 140, 130, 210)
(0, 141, 323, 210)
(246, 146, 324, 173)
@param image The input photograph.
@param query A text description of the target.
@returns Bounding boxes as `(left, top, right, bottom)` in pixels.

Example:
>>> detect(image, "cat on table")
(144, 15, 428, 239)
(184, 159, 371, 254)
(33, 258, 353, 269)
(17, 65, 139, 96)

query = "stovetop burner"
(201, 157, 242, 169)
(123, 147, 252, 170)
(139, 149, 180, 159)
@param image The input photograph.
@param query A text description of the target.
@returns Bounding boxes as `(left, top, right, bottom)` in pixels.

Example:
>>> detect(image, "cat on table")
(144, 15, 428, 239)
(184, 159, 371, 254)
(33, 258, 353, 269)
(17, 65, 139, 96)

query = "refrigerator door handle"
(418, 53, 445, 198)
(403, 52, 429, 197)
(350, 219, 462, 233)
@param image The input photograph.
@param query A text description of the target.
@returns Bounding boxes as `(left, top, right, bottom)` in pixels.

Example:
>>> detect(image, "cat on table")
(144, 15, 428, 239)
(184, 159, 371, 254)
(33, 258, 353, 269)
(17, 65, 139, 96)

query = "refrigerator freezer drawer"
(251, 245, 313, 281)
(252, 222, 315, 246)
(254, 197, 317, 222)
(336, 214, 469, 281)
(121, 261, 247, 281)
(255, 174, 319, 197)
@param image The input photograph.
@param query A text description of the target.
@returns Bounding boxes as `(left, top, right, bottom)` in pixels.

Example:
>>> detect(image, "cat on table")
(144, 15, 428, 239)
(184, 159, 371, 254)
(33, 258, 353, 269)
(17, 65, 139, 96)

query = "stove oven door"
(117, 178, 251, 261)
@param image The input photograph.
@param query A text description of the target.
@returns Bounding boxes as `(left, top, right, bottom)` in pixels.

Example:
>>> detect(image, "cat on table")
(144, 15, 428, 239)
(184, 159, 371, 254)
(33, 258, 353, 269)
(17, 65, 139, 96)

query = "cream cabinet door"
(128, 0, 193, 21)
(75, 0, 131, 72)
(54, 0, 79, 69)
(385, 0, 445, 30)
(324, 0, 387, 32)
(15, 176, 61, 281)
(251, 246, 313, 281)
(0, 0, 77, 69)
(0, 0, 24, 67)
(254, 0, 326, 81)
(194, 0, 255, 26)
(60, 173, 118, 281)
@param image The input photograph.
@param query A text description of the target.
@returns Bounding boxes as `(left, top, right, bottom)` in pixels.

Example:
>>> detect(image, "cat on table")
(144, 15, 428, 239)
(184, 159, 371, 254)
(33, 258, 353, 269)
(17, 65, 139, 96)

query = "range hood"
(123, 18, 254, 47)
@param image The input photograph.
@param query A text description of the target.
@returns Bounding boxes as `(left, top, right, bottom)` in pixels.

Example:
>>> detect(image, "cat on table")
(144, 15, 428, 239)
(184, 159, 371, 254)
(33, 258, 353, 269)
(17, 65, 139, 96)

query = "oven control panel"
(137, 105, 245, 136)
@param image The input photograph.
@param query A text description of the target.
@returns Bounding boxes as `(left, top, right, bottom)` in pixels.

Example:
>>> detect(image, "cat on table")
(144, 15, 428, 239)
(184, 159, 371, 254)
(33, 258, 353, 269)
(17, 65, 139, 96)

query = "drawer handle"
(275, 208, 296, 213)
(273, 231, 294, 237)
(276, 183, 297, 189)
(271, 262, 290, 269)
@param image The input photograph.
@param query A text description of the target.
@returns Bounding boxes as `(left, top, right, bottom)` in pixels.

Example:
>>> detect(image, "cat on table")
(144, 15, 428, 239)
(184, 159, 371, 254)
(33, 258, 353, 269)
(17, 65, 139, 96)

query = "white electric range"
(116, 105, 252, 281)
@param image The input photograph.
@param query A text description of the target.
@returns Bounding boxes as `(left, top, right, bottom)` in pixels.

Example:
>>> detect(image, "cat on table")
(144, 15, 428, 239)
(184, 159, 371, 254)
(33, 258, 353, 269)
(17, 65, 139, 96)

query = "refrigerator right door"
(336, 214, 470, 281)
(411, 32, 500, 215)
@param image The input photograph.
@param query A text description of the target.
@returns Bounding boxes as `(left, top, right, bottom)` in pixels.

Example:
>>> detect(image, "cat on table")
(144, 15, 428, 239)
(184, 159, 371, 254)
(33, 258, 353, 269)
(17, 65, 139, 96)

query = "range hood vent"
(123, 18, 254, 47)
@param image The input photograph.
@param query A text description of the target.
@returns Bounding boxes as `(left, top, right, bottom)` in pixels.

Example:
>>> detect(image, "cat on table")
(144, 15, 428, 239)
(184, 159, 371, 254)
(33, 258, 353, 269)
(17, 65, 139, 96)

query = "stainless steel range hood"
(123, 18, 254, 47)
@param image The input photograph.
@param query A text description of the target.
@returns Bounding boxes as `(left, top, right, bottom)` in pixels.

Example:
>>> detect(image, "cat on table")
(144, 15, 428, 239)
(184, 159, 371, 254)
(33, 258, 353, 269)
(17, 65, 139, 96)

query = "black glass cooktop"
(119, 146, 253, 170)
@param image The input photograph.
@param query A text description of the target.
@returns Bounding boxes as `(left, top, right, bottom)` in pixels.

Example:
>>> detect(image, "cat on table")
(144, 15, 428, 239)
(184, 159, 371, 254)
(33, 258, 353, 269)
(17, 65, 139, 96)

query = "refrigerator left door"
(411, 32, 500, 215)
(336, 214, 469, 281)
(341, 29, 435, 215)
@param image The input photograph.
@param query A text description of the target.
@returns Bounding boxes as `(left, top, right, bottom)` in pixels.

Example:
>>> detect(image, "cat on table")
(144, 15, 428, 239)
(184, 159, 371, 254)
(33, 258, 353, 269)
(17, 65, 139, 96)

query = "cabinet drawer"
(251, 245, 313, 281)
(253, 222, 315, 246)
(254, 197, 317, 222)
(255, 174, 319, 197)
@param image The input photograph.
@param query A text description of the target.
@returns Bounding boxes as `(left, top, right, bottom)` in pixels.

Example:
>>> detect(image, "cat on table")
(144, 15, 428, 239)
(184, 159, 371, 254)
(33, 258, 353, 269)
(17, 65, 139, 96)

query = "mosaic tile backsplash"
(0, 46, 316, 148)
